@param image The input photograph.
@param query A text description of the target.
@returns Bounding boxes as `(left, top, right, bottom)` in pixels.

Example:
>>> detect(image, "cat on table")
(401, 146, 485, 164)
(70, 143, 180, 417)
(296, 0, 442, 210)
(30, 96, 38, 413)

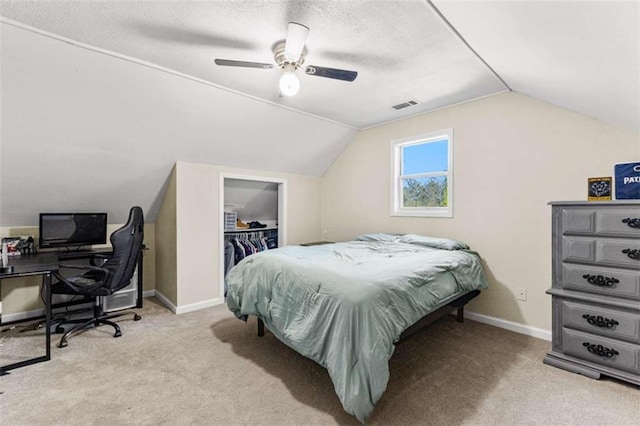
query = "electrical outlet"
(516, 288, 527, 301)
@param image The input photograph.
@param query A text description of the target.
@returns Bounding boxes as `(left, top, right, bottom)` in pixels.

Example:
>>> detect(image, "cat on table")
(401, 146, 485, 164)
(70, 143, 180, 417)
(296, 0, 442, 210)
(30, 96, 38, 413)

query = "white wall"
(321, 92, 639, 332)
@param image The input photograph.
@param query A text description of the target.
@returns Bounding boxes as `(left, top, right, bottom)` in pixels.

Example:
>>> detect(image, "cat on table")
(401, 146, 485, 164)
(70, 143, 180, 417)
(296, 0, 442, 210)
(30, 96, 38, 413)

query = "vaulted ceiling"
(1, 1, 638, 225)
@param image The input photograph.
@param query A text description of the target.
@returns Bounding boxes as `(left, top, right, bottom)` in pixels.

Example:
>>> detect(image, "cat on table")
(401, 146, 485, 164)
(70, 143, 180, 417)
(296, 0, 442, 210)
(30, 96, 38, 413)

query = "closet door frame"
(219, 172, 287, 299)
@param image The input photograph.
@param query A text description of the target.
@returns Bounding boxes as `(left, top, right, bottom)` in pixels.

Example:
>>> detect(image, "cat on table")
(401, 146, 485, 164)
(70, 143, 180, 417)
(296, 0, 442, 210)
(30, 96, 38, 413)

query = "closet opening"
(219, 173, 287, 299)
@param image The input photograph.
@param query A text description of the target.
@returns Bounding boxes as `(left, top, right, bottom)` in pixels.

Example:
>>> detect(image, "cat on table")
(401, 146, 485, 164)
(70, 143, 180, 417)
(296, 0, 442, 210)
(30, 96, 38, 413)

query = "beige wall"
(321, 92, 639, 332)
(155, 167, 178, 305)
(175, 162, 219, 308)
(156, 161, 322, 312)
(0, 222, 156, 315)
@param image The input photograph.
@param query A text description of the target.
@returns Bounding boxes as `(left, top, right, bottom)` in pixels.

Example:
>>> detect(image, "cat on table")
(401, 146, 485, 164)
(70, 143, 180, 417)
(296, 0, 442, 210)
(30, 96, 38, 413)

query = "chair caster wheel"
(114, 330, 122, 338)
(133, 314, 141, 321)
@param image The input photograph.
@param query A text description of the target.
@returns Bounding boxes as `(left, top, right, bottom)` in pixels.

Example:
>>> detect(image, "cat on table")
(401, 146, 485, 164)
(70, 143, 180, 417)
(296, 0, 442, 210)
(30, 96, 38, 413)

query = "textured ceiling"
(1, 1, 636, 131)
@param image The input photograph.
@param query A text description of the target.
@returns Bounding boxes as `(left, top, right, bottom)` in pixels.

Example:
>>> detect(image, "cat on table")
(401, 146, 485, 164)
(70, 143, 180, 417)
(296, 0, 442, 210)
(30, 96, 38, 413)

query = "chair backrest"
(102, 206, 144, 294)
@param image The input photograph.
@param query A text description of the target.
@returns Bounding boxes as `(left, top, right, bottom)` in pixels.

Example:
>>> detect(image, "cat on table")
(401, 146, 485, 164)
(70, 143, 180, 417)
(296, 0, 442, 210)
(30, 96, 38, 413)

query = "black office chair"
(51, 206, 144, 348)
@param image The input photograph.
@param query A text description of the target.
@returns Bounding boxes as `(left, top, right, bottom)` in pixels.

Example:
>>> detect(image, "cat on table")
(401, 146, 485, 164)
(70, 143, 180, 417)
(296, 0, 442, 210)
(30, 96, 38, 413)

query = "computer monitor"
(39, 213, 108, 249)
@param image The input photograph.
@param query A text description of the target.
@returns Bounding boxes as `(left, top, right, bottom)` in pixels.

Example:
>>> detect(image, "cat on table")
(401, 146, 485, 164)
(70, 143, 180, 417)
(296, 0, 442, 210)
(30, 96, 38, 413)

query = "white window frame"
(390, 128, 453, 218)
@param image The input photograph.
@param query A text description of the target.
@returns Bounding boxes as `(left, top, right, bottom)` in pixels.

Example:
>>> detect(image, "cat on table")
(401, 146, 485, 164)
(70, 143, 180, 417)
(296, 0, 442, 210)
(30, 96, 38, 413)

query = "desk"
(0, 253, 58, 375)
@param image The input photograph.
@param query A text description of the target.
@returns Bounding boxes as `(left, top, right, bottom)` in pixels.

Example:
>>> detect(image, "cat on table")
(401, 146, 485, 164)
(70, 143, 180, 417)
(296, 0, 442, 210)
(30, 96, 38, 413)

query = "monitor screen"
(39, 213, 108, 249)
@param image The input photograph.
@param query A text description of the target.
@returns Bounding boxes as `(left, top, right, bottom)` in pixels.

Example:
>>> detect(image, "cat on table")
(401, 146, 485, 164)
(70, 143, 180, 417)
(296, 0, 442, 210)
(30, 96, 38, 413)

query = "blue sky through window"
(402, 139, 448, 175)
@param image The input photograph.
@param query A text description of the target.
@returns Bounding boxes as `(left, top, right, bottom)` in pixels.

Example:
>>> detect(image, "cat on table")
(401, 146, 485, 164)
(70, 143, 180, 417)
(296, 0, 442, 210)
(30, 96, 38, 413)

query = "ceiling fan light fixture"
(214, 22, 358, 98)
(279, 65, 300, 96)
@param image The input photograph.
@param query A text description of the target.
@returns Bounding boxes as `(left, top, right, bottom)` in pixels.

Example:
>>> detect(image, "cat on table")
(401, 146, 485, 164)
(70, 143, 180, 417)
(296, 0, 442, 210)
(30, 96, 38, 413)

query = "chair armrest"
(54, 264, 110, 293)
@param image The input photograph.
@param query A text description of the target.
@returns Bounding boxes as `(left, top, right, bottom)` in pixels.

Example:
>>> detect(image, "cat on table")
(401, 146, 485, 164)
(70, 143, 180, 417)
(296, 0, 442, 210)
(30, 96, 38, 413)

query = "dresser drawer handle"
(582, 274, 619, 287)
(622, 218, 640, 229)
(582, 342, 619, 358)
(582, 314, 619, 328)
(621, 249, 640, 260)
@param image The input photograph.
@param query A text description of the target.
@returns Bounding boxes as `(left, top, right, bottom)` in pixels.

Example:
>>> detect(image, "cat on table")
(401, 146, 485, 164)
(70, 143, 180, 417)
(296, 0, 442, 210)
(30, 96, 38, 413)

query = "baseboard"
(175, 298, 224, 315)
(152, 291, 224, 314)
(2, 291, 549, 338)
(151, 293, 549, 337)
(153, 291, 177, 313)
(465, 310, 552, 341)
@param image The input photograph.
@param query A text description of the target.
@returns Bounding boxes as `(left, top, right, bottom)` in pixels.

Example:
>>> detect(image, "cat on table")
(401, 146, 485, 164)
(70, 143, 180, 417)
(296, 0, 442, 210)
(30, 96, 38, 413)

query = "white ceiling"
(0, 0, 510, 129)
(1, 1, 637, 131)
(0, 1, 638, 226)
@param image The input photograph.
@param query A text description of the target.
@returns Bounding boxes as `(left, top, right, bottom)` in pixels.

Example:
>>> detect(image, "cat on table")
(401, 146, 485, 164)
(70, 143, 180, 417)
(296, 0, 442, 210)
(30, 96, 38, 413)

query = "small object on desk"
(299, 241, 334, 246)
(2, 236, 35, 257)
(0, 266, 14, 273)
(1, 241, 8, 266)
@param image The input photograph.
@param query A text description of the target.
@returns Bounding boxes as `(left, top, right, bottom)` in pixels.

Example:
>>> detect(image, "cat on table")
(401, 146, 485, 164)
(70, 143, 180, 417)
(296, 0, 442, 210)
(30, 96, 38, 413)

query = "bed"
(225, 233, 489, 422)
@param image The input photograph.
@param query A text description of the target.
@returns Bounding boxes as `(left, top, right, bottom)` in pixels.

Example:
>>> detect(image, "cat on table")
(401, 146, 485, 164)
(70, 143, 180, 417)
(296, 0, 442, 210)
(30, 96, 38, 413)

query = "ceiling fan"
(214, 22, 358, 97)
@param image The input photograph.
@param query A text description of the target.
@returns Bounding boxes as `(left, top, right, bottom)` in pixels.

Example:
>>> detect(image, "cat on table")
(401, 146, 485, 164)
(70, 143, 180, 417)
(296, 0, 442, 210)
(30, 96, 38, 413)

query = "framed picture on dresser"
(587, 176, 612, 201)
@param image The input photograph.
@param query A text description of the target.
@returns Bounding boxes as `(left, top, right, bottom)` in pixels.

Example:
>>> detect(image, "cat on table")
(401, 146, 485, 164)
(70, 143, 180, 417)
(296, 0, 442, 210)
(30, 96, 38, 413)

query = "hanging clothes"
(223, 240, 235, 296)
(224, 229, 278, 267)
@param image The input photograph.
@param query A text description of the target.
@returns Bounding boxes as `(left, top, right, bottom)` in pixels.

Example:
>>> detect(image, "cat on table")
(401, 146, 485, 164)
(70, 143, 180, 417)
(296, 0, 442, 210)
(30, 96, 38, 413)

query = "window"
(390, 129, 453, 217)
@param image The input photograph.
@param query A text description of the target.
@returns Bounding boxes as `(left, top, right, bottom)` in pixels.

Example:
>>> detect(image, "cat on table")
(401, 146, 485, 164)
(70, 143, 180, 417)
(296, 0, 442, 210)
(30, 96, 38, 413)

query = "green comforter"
(226, 235, 489, 422)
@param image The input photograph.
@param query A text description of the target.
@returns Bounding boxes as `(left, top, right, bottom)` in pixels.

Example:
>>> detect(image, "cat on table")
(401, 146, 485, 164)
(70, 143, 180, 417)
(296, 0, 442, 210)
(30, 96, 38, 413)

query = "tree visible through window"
(391, 129, 453, 217)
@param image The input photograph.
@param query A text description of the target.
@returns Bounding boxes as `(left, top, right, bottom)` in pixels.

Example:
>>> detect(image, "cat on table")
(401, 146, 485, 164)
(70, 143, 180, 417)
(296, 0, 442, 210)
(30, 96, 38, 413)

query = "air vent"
(392, 99, 419, 110)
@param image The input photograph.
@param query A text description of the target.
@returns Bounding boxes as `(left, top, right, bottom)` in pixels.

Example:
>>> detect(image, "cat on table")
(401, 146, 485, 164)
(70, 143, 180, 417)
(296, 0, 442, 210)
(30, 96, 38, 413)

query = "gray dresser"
(544, 201, 640, 385)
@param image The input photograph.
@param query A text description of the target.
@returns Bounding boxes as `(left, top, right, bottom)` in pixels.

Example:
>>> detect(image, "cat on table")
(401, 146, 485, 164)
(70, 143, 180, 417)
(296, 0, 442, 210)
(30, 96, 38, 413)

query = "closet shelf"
(225, 226, 278, 233)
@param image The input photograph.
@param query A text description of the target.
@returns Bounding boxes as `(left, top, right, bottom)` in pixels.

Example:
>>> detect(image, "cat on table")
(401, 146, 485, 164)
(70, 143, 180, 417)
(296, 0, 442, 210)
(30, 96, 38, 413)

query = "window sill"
(390, 210, 453, 218)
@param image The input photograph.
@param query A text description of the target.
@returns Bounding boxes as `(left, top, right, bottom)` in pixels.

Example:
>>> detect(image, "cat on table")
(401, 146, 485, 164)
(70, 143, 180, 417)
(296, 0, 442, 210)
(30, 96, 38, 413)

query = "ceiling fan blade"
(214, 59, 274, 69)
(304, 66, 358, 82)
(283, 22, 309, 62)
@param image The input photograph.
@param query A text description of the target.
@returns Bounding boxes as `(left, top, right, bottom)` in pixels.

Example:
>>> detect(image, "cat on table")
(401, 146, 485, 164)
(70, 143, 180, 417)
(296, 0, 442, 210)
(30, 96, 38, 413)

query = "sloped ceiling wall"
(434, 0, 639, 134)
(0, 23, 357, 226)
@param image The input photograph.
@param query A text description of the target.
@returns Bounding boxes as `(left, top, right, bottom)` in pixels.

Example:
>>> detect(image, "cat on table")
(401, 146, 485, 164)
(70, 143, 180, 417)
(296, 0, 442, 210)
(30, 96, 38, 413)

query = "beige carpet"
(1, 298, 638, 425)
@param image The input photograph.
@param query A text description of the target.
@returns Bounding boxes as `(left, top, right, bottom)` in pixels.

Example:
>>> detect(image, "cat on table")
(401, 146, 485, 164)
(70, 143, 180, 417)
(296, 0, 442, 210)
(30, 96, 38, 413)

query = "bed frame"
(255, 289, 481, 339)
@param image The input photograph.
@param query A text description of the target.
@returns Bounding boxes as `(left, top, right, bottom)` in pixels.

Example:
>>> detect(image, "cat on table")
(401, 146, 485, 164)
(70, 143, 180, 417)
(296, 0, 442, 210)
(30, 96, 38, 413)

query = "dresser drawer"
(562, 207, 640, 237)
(562, 236, 640, 269)
(561, 264, 640, 299)
(561, 300, 640, 343)
(561, 328, 640, 374)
